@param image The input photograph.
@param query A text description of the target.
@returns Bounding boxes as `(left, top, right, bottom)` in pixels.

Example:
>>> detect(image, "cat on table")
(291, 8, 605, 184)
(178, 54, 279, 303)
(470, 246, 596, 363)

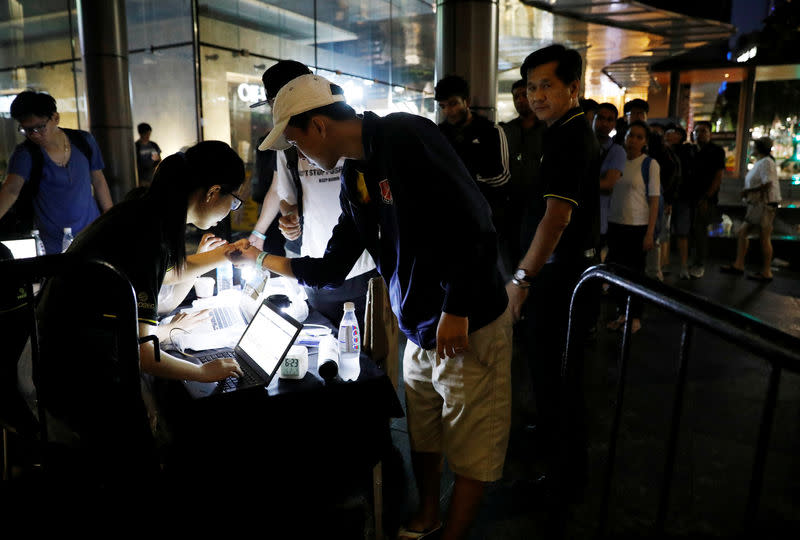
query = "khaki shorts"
(403, 308, 512, 482)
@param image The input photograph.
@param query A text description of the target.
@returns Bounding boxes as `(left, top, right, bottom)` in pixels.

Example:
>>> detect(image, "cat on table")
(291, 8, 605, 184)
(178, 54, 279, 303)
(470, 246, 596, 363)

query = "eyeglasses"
(230, 194, 243, 211)
(18, 119, 49, 136)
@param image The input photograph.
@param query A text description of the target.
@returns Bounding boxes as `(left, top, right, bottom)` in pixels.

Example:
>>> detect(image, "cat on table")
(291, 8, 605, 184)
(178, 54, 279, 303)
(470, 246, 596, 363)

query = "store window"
(749, 67, 800, 199)
(198, 0, 316, 67)
(126, 0, 192, 50)
(129, 46, 198, 157)
(391, 0, 436, 94)
(0, 1, 82, 161)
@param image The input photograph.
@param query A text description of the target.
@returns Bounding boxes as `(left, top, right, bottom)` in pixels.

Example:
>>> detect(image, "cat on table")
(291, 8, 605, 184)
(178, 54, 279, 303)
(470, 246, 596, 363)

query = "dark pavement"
(386, 252, 800, 539)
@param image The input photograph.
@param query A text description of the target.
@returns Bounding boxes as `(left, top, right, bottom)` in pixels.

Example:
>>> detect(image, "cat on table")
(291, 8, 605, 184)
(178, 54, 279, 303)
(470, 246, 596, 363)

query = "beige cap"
(258, 73, 346, 152)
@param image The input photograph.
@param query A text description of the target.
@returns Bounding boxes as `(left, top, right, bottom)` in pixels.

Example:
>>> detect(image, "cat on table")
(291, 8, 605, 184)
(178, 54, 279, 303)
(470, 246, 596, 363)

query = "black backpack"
(0, 128, 93, 234)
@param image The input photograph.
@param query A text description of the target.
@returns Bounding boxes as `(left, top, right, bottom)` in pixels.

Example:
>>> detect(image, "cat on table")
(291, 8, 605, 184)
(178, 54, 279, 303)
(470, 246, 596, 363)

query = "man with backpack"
(249, 61, 377, 328)
(0, 91, 112, 254)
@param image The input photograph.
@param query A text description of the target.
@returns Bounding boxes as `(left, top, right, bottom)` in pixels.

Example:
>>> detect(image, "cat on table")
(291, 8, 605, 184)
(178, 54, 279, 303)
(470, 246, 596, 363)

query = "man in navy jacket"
(241, 72, 511, 540)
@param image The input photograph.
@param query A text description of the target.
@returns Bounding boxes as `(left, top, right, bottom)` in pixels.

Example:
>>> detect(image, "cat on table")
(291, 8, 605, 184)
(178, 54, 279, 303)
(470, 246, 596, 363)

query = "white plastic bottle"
(31, 229, 46, 256)
(61, 227, 74, 253)
(337, 301, 361, 381)
(216, 261, 234, 293)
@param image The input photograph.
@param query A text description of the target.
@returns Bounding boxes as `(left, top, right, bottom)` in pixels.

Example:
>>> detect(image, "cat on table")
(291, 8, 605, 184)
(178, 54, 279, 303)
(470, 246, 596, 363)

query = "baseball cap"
(257, 73, 346, 151)
(249, 60, 312, 110)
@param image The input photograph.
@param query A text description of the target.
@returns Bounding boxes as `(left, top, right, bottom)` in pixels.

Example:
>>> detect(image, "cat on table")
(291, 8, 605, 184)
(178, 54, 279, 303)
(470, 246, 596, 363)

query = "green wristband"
(256, 251, 268, 269)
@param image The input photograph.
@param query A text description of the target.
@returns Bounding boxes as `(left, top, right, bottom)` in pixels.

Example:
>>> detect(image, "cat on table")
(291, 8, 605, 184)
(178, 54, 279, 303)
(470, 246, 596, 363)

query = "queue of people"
(1, 39, 783, 540)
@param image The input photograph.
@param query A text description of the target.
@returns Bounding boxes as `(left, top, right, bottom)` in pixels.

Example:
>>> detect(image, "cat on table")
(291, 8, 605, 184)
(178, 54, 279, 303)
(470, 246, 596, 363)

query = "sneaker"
(689, 265, 705, 279)
(679, 267, 690, 280)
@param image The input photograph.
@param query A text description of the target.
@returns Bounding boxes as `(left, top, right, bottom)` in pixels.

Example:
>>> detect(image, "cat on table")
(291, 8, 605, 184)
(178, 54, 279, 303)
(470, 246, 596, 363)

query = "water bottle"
(216, 261, 234, 293)
(61, 227, 74, 253)
(337, 301, 361, 381)
(31, 229, 46, 257)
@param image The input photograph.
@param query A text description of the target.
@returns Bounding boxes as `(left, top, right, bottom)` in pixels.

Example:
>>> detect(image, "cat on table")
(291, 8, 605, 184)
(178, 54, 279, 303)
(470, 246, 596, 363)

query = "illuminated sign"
(737, 47, 757, 63)
(0, 94, 18, 115)
(237, 83, 266, 104)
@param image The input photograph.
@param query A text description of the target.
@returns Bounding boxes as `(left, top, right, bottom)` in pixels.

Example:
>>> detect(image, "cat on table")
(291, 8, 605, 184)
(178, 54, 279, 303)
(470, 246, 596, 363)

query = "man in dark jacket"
(436, 75, 512, 275)
(243, 72, 511, 540)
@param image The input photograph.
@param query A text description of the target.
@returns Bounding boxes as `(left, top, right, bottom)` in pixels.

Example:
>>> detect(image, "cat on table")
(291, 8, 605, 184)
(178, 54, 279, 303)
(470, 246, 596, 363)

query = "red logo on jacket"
(379, 179, 393, 204)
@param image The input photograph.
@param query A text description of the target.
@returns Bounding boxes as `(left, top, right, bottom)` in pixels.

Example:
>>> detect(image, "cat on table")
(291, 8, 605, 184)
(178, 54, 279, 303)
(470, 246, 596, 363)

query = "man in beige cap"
(241, 72, 512, 540)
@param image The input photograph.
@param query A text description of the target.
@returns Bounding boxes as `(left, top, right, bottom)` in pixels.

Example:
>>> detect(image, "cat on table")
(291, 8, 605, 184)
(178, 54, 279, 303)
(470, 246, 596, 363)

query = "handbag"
(744, 191, 766, 226)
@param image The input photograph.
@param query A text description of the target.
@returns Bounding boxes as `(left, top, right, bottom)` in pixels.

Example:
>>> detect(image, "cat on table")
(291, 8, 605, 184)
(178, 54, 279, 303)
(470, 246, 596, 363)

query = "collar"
(361, 111, 380, 162)
(551, 107, 585, 130)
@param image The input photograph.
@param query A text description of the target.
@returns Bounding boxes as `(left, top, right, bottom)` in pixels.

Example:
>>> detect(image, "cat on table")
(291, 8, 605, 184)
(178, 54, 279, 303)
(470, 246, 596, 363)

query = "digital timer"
(279, 345, 308, 380)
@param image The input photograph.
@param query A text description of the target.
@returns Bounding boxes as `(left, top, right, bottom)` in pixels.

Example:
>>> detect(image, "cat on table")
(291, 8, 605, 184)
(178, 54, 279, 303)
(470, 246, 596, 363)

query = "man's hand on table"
(436, 312, 470, 359)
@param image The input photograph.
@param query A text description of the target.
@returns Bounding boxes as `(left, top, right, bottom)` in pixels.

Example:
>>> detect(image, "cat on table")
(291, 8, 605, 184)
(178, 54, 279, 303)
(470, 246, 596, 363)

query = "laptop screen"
(236, 300, 301, 378)
(1, 238, 37, 260)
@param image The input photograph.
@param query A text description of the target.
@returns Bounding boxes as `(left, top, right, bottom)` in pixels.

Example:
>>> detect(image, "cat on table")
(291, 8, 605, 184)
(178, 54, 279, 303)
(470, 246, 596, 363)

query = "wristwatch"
(512, 268, 533, 288)
(514, 268, 534, 283)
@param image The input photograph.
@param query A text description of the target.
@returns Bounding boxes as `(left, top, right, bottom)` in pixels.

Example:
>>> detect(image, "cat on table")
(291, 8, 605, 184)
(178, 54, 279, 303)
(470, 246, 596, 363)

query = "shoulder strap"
(283, 146, 304, 218)
(62, 128, 93, 164)
(21, 139, 45, 199)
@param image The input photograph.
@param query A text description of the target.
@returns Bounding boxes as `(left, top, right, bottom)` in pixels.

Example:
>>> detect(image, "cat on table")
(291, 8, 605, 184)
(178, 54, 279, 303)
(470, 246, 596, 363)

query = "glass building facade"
(0, 0, 437, 207)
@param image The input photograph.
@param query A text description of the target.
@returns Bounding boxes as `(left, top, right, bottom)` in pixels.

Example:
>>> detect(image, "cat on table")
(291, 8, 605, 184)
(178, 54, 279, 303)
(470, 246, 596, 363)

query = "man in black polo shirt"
(507, 44, 600, 499)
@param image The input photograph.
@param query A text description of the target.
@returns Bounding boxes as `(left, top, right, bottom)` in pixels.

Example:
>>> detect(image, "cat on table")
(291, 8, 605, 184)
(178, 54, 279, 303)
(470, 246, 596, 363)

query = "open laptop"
(1, 237, 37, 259)
(182, 299, 303, 399)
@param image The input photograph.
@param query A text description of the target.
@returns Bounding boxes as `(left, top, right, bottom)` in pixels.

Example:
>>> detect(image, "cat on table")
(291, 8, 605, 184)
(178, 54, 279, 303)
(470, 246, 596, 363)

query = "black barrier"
(563, 263, 800, 536)
(1, 253, 157, 480)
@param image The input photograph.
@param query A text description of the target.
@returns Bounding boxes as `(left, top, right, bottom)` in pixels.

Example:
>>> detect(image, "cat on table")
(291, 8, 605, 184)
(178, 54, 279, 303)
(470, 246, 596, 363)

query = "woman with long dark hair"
(35, 140, 246, 451)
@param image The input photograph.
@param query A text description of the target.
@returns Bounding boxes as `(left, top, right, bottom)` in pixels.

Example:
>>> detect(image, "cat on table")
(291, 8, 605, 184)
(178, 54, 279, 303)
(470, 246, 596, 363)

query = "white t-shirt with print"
(608, 154, 661, 227)
(744, 156, 781, 203)
(276, 152, 376, 280)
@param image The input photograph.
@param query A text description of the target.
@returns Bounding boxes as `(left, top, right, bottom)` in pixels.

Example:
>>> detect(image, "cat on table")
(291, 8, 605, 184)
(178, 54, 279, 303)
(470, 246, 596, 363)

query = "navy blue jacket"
(291, 112, 508, 349)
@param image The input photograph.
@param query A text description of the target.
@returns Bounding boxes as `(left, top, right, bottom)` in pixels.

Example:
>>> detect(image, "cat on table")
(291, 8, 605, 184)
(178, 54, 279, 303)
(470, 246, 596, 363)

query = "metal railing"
(563, 264, 800, 537)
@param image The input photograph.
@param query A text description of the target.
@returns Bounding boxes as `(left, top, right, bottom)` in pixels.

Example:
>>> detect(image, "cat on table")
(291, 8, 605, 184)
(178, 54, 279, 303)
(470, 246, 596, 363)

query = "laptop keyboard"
(210, 306, 241, 331)
(196, 351, 262, 392)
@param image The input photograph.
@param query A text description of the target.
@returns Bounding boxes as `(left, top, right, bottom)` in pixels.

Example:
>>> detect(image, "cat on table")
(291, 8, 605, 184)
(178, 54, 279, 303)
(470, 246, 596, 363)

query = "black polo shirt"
(520, 107, 601, 261)
(38, 197, 171, 329)
(687, 141, 726, 204)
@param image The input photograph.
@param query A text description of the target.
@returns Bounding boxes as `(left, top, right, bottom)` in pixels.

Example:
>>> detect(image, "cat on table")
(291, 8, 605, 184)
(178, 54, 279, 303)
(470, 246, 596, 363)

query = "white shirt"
(744, 156, 781, 203)
(608, 154, 661, 226)
(276, 153, 376, 280)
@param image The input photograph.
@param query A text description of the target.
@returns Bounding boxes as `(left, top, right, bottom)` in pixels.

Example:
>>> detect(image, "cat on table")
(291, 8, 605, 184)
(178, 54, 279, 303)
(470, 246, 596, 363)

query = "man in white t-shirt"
(276, 150, 378, 328)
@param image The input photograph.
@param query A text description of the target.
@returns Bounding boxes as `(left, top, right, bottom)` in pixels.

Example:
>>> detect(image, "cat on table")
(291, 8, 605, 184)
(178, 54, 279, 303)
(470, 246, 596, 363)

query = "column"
(78, 0, 136, 201)
(436, 0, 499, 121)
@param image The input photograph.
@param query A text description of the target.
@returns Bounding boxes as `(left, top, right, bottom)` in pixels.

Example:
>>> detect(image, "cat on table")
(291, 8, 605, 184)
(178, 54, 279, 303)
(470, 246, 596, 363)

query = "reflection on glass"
(126, 0, 193, 50)
(130, 46, 198, 157)
(0, 1, 76, 69)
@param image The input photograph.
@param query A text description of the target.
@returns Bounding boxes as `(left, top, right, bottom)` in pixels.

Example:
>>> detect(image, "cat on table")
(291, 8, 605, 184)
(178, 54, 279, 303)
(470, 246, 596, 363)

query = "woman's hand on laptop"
(197, 357, 243, 382)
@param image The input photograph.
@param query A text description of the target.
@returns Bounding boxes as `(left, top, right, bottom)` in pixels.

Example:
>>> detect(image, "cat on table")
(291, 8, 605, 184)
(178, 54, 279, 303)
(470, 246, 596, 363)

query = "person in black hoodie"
(241, 72, 511, 540)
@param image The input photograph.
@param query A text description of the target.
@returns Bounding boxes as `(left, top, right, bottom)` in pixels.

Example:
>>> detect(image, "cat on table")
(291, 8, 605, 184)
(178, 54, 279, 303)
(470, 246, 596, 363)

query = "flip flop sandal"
(720, 265, 744, 276)
(396, 523, 443, 540)
(747, 272, 773, 282)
